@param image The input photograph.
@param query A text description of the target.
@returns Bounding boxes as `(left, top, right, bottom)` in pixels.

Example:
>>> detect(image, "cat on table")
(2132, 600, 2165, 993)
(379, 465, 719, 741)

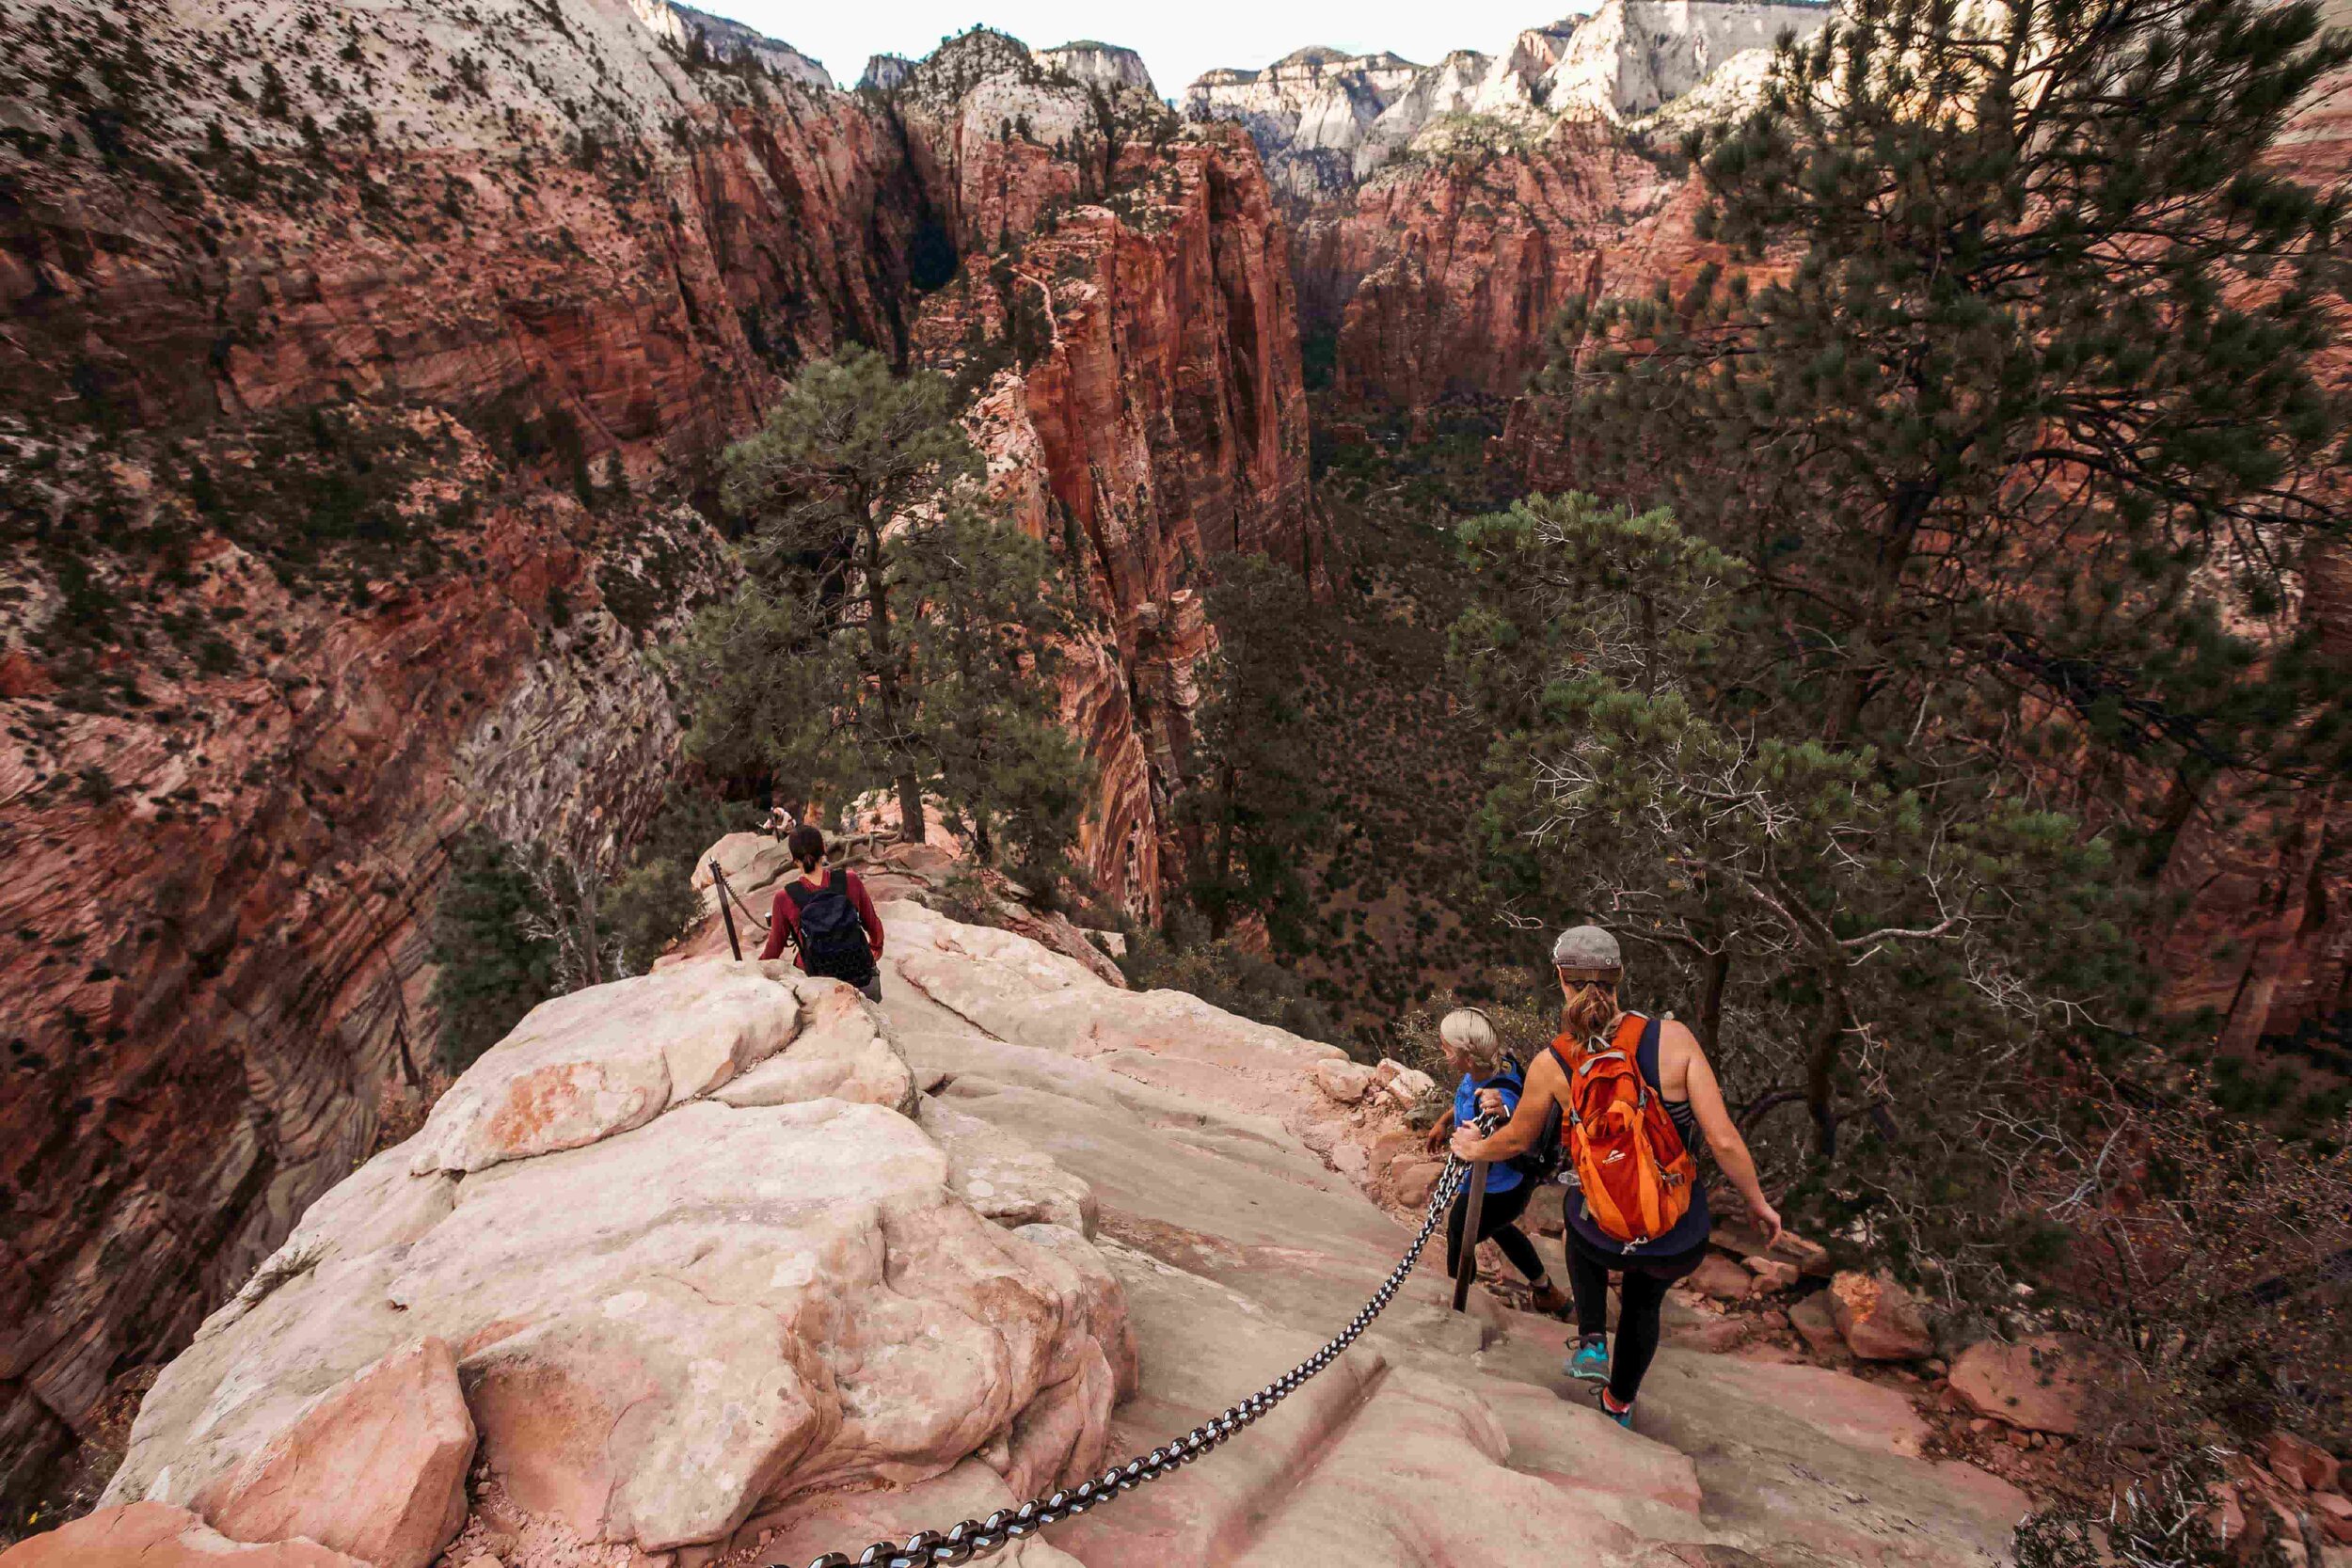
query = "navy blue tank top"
(1563, 1013, 1711, 1257)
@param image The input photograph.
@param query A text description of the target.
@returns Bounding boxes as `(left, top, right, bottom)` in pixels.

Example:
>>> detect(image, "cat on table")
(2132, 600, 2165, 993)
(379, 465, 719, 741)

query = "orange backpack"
(1549, 1013, 1698, 1246)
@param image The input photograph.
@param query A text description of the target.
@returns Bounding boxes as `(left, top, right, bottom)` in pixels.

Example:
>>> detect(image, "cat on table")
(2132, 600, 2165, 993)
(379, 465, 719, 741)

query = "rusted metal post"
(711, 860, 742, 960)
(1451, 1163, 1487, 1313)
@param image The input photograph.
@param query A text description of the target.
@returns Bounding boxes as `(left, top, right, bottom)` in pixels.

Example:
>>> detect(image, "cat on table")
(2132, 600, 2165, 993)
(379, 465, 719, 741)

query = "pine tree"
(1180, 554, 1327, 944)
(1454, 496, 2135, 1158)
(427, 830, 559, 1071)
(1480, 0, 2352, 1288)
(901, 504, 1090, 876)
(669, 350, 1090, 863)
(1540, 0, 2352, 805)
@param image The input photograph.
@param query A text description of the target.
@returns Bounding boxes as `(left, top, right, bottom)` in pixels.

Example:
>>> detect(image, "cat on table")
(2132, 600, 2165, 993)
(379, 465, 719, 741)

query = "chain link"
(782, 1142, 1485, 1568)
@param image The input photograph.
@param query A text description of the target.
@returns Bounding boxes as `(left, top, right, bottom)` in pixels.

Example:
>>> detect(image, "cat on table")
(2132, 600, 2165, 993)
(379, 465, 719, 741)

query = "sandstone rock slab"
(920, 1099, 1099, 1236)
(1830, 1270, 1934, 1361)
(1312, 1059, 1375, 1102)
(406, 963, 804, 1175)
(1787, 1291, 1851, 1364)
(692, 832, 797, 908)
(1948, 1334, 2125, 1436)
(108, 1069, 1127, 1559)
(2267, 1430, 2343, 1495)
(196, 1337, 473, 1568)
(1708, 1216, 1833, 1277)
(0, 1503, 369, 1568)
(711, 975, 914, 1115)
(1688, 1255, 1755, 1301)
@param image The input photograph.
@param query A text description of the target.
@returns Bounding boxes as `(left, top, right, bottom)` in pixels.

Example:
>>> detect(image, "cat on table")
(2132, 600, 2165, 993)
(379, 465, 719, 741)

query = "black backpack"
(1481, 1056, 1565, 1184)
(785, 870, 874, 984)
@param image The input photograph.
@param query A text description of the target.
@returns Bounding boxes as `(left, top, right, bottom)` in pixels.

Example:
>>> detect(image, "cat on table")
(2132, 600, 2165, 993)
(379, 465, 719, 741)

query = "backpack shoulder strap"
(1546, 1035, 1578, 1075)
(1634, 1012, 1665, 1088)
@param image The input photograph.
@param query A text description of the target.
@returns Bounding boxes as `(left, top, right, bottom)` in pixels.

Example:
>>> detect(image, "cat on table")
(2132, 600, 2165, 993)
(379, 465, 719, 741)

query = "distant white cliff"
(1184, 1, 1830, 199)
(1542, 0, 1828, 119)
(1038, 40, 1157, 95)
(627, 0, 833, 88)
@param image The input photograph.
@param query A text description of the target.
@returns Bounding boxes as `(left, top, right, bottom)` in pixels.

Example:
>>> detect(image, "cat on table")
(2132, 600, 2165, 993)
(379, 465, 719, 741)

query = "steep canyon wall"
(0, 3, 1309, 1506)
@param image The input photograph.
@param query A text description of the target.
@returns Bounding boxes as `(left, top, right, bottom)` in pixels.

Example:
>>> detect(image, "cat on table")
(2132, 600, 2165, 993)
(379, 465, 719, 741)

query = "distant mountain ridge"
(626, 0, 832, 87)
(1183, 0, 1830, 202)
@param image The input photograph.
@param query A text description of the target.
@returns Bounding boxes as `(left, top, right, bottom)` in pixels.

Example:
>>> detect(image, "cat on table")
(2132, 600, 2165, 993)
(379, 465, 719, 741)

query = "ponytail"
(1561, 977, 1621, 1049)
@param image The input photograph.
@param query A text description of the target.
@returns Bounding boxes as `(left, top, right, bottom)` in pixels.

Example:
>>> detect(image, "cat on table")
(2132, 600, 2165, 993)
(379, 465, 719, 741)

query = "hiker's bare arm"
(1677, 1025, 1783, 1245)
(1423, 1107, 1454, 1152)
(1451, 1053, 1563, 1161)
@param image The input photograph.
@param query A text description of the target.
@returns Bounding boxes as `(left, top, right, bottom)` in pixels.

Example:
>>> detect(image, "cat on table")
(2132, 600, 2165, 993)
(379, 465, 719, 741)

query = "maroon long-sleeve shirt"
(758, 866, 885, 966)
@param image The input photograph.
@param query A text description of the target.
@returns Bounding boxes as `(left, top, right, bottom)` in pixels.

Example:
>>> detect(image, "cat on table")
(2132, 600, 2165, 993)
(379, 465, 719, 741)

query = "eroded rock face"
(1540, 0, 1831, 122)
(1036, 41, 1155, 94)
(1184, 47, 1427, 204)
(629, 0, 834, 88)
(194, 1338, 473, 1568)
(1185, 5, 1826, 211)
(0, 11, 1310, 1500)
(0, 0, 914, 1497)
(1302, 123, 1686, 414)
(0, 1502, 369, 1568)
(900, 42, 1316, 913)
(98, 963, 1130, 1558)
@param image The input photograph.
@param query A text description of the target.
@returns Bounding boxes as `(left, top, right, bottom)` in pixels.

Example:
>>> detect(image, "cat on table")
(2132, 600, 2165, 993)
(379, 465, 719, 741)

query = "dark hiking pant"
(1567, 1231, 1708, 1406)
(1445, 1180, 1548, 1286)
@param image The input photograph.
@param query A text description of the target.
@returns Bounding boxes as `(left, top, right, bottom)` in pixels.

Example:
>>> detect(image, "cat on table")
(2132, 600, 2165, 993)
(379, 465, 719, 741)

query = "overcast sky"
(705, 1, 1589, 96)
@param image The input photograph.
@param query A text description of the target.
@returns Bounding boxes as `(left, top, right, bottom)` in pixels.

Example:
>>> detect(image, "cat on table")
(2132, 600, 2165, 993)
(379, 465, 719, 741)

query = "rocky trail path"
(9, 853, 2026, 1568)
(804, 900, 2027, 1568)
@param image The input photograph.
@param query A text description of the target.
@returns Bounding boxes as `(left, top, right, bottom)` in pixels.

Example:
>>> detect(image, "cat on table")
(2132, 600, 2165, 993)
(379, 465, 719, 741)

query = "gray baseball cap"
(1551, 924, 1622, 978)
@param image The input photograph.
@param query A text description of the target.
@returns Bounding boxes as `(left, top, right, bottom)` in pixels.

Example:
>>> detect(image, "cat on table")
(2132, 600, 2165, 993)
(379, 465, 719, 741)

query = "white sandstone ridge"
(52, 888, 2031, 1568)
(1036, 40, 1157, 95)
(627, 0, 833, 88)
(861, 53, 915, 92)
(1184, 1, 1830, 197)
(95, 961, 1134, 1565)
(1184, 44, 1428, 199)
(867, 28, 1179, 253)
(1545, 0, 1828, 119)
(5, 0, 836, 165)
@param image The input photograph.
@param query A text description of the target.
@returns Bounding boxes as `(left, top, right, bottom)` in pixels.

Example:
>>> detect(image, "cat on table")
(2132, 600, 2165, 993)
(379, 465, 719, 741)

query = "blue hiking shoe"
(1566, 1336, 1610, 1383)
(1601, 1393, 1636, 1429)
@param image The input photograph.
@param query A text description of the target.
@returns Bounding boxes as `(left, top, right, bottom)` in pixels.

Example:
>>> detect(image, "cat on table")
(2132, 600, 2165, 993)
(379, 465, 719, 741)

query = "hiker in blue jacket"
(1422, 1007, 1570, 1315)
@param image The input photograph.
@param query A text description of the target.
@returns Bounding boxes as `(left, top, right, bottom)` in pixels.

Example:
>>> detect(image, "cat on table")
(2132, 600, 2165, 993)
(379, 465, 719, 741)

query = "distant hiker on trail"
(1451, 925, 1781, 1430)
(760, 825, 884, 1002)
(1424, 1007, 1574, 1316)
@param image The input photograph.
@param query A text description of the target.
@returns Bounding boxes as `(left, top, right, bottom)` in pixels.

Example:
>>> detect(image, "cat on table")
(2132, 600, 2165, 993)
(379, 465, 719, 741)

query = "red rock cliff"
(890, 35, 1316, 914)
(0, 0, 923, 1503)
(1298, 124, 1680, 417)
(0, 8, 1318, 1508)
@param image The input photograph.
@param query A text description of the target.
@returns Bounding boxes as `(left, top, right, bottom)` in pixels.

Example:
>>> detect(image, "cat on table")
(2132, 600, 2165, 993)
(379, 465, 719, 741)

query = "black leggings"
(1445, 1180, 1548, 1286)
(1567, 1232, 1707, 1405)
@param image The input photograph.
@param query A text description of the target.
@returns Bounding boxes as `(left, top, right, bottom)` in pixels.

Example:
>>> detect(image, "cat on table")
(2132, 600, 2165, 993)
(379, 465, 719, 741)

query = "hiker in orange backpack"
(1451, 924, 1781, 1429)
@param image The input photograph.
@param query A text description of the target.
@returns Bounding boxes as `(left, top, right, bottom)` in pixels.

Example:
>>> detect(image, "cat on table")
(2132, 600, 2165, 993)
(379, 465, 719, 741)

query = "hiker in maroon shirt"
(759, 826, 885, 1001)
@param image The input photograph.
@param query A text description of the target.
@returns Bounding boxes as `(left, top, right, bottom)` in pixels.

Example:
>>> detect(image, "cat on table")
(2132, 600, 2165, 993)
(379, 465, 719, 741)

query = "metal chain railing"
(708, 860, 771, 961)
(783, 1135, 1490, 1568)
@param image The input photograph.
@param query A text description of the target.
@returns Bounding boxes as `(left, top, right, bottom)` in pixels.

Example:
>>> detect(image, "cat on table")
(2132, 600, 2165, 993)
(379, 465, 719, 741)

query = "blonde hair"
(1438, 1008, 1503, 1074)
(1560, 977, 1622, 1049)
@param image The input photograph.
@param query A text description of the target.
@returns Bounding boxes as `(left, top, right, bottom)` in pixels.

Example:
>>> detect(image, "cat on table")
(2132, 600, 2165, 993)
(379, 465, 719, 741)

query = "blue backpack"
(1480, 1056, 1565, 1184)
